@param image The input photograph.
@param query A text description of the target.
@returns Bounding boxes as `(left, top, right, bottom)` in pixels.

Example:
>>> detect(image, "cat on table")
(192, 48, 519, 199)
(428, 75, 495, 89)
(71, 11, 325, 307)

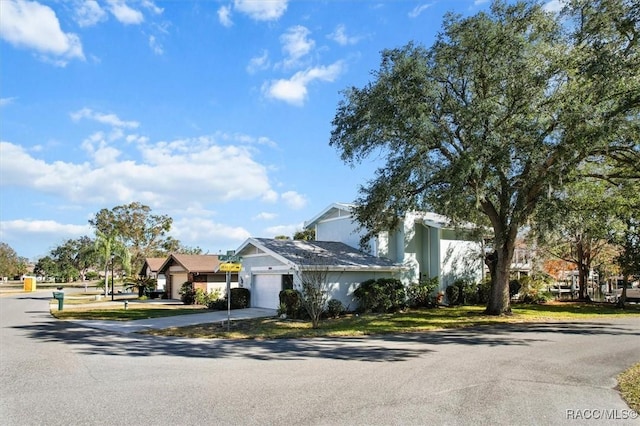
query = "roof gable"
(158, 254, 220, 273)
(303, 202, 355, 229)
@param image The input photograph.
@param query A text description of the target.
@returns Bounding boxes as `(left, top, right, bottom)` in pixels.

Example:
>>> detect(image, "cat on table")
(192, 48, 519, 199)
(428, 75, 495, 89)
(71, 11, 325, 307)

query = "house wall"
(314, 215, 368, 252)
(293, 270, 400, 311)
(439, 237, 483, 290)
(192, 273, 239, 297)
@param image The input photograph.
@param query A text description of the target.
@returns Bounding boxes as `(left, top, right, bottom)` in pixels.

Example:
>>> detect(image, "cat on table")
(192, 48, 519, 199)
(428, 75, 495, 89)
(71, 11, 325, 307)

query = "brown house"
(139, 257, 166, 279)
(157, 254, 239, 300)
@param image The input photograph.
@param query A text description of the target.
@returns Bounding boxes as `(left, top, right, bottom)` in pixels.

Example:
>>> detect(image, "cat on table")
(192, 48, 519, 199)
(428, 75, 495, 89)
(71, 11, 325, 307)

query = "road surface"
(1, 291, 639, 425)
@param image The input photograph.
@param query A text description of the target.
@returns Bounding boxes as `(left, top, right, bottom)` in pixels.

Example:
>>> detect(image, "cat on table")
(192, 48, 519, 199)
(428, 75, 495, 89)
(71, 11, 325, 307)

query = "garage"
(252, 274, 283, 309)
(169, 273, 188, 300)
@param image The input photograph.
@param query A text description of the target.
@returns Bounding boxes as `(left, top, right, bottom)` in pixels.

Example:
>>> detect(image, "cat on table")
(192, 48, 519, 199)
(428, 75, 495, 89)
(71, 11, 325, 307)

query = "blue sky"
(1, 0, 561, 261)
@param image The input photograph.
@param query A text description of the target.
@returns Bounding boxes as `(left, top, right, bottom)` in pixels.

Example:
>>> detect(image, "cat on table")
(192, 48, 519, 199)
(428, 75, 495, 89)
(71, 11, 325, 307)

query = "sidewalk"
(69, 307, 277, 334)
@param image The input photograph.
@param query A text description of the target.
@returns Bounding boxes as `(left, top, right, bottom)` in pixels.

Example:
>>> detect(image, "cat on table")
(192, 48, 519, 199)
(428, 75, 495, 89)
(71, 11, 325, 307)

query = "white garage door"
(252, 275, 282, 309)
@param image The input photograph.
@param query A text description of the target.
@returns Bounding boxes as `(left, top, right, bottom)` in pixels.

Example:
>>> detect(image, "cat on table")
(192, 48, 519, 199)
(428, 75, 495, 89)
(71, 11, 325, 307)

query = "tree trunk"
(617, 276, 628, 309)
(485, 244, 514, 315)
(577, 262, 589, 300)
(103, 263, 108, 296)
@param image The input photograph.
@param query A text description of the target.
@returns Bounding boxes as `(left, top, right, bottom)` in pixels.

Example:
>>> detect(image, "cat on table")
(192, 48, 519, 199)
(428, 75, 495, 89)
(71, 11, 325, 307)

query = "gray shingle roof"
(253, 238, 401, 270)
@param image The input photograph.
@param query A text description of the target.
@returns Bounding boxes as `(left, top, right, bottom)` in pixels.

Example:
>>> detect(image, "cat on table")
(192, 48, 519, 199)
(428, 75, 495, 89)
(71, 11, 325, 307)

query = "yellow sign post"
(219, 263, 242, 272)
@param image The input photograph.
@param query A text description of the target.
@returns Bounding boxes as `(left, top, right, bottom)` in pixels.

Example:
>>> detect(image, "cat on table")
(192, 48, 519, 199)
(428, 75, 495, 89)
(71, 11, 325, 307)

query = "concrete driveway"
(70, 307, 277, 333)
(1, 291, 639, 425)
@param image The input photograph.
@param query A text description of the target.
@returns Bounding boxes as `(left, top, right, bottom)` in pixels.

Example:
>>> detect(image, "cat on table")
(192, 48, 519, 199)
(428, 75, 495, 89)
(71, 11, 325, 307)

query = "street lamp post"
(111, 254, 115, 301)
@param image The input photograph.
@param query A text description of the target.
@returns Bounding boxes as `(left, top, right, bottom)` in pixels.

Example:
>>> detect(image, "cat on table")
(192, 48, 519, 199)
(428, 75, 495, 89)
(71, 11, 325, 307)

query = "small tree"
(294, 251, 330, 329)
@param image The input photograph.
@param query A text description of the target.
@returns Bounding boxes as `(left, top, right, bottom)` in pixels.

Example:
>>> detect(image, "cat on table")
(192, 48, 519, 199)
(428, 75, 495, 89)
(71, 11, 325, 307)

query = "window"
(282, 274, 293, 290)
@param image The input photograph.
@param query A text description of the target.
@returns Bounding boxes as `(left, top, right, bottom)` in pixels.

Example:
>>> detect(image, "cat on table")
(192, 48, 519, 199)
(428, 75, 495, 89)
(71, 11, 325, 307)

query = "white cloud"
(253, 212, 277, 221)
(542, 0, 565, 13)
(247, 50, 270, 74)
(70, 108, 140, 129)
(106, 0, 144, 25)
(328, 24, 360, 46)
(149, 35, 163, 55)
(0, 97, 17, 107)
(73, 0, 107, 27)
(409, 3, 435, 18)
(280, 25, 314, 69)
(218, 5, 233, 27)
(0, 0, 84, 64)
(141, 0, 163, 15)
(0, 219, 90, 237)
(0, 133, 276, 207)
(171, 217, 251, 248)
(474, 0, 489, 5)
(263, 61, 344, 106)
(234, 0, 288, 21)
(263, 223, 302, 239)
(281, 191, 307, 210)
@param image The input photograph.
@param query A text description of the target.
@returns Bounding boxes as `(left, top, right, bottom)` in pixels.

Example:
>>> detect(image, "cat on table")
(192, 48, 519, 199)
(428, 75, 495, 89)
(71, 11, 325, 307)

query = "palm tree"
(94, 230, 131, 296)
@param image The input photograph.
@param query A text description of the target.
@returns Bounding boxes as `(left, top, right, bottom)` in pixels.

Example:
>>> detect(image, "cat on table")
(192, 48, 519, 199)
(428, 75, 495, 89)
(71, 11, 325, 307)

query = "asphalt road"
(1, 291, 639, 426)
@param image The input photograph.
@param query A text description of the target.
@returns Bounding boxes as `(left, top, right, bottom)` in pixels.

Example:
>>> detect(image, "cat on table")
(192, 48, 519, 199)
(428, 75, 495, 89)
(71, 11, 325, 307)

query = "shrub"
(462, 282, 480, 305)
(179, 282, 195, 305)
(279, 289, 303, 318)
(445, 284, 460, 305)
(194, 288, 222, 307)
(207, 298, 227, 310)
(407, 276, 439, 308)
(230, 287, 250, 309)
(519, 275, 552, 304)
(509, 280, 522, 298)
(477, 278, 492, 304)
(277, 303, 288, 317)
(325, 299, 345, 318)
(353, 278, 406, 313)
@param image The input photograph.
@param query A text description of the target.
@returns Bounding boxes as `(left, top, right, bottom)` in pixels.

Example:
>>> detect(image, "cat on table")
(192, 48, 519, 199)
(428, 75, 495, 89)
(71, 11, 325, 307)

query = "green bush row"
(179, 282, 250, 309)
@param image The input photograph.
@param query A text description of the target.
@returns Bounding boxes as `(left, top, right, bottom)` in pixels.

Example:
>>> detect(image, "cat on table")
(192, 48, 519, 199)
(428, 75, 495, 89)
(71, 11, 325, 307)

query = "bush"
(509, 280, 522, 298)
(353, 278, 406, 313)
(230, 287, 250, 309)
(518, 275, 552, 304)
(325, 299, 345, 318)
(279, 289, 303, 318)
(462, 282, 481, 305)
(208, 298, 227, 310)
(194, 288, 222, 307)
(445, 284, 460, 305)
(477, 278, 492, 304)
(407, 276, 439, 308)
(179, 282, 195, 305)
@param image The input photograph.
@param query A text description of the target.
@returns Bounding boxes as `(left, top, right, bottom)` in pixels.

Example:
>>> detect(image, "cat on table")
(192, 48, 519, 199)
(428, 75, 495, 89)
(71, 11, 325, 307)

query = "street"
(1, 291, 639, 425)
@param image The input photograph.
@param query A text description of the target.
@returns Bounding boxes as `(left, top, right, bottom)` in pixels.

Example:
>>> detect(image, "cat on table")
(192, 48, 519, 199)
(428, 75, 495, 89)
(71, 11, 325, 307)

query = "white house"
(304, 203, 483, 292)
(235, 238, 403, 309)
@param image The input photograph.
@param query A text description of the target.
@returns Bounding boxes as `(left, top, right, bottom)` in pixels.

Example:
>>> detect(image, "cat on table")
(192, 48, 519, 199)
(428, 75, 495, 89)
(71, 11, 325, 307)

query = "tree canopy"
(330, 0, 639, 314)
(89, 202, 173, 273)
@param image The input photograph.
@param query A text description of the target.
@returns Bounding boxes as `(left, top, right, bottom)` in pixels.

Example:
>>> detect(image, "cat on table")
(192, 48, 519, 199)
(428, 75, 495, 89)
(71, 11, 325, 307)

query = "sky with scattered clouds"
(1, 0, 561, 260)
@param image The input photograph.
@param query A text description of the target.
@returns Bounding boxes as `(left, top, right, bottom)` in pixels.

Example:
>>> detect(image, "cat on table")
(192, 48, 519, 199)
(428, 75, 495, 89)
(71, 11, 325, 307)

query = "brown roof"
(145, 257, 166, 272)
(158, 254, 220, 273)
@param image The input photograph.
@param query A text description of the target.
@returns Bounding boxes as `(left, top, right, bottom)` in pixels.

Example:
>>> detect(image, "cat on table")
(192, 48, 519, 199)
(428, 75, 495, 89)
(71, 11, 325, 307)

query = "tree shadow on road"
(12, 317, 639, 362)
(13, 318, 430, 362)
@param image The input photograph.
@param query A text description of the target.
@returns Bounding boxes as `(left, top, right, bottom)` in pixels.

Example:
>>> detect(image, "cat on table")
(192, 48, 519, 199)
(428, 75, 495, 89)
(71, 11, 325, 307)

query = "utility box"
(23, 276, 37, 292)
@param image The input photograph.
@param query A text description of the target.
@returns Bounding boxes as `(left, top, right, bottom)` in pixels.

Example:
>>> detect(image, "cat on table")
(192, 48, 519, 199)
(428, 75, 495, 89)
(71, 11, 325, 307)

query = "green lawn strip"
(51, 307, 208, 321)
(142, 303, 640, 340)
(618, 363, 640, 413)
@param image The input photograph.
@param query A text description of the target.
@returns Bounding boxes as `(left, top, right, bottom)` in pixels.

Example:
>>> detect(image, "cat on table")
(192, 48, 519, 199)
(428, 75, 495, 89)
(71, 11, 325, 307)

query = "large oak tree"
(330, 0, 639, 314)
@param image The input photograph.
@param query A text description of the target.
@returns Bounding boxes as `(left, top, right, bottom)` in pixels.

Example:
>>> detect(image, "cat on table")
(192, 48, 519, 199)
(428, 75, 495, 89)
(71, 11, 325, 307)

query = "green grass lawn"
(51, 306, 208, 321)
(138, 302, 640, 340)
(618, 363, 640, 413)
